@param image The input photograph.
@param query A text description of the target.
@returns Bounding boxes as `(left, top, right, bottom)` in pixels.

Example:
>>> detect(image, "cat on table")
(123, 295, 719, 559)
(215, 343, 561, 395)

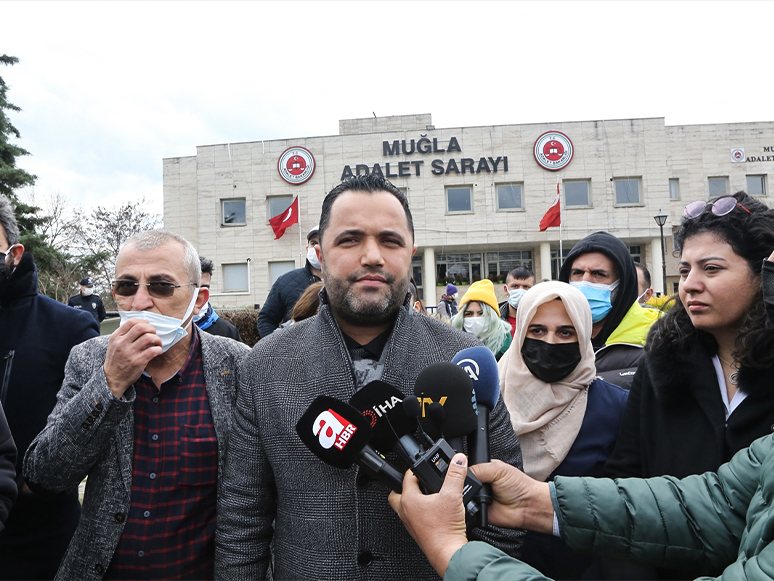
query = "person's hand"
(389, 453, 469, 577)
(470, 460, 554, 534)
(103, 319, 163, 398)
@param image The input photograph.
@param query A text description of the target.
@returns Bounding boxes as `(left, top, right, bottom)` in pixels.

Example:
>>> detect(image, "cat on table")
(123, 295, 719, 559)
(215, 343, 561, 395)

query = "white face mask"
(307, 246, 321, 270)
(453, 293, 459, 299)
(119, 288, 200, 353)
(463, 316, 486, 337)
(192, 300, 210, 323)
(82, 287, 94, 296)
(507, 288, 527, 309)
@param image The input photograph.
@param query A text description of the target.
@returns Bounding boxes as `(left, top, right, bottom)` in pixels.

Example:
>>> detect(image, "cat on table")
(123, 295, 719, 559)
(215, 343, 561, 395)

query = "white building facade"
(163, 114, 774, 308)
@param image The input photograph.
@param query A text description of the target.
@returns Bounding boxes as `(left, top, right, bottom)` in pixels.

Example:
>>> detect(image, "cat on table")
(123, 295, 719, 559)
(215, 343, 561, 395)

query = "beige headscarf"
(498, 281, 597, 481)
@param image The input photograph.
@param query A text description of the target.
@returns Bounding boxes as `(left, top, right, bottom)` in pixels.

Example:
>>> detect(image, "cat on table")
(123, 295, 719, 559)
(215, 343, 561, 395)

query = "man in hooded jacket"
(559, 232, 660, 389)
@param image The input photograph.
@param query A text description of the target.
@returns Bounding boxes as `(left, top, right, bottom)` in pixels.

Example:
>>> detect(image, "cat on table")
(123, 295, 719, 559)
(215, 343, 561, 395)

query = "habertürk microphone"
(453, 346, 500, 527)
(296, 395, 404, 493)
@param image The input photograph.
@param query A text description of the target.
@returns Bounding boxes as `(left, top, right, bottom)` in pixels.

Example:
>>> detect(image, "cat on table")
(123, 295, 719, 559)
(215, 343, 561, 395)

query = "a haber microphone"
(295, 395, 404, 493)
(349, 381, 424, 466)
(414, 362, 478, 452)
(452, 345, 500, 527)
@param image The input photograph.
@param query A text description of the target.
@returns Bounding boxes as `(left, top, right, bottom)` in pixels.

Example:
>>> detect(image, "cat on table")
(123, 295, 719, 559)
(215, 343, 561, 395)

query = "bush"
(220, 309, 260, 347)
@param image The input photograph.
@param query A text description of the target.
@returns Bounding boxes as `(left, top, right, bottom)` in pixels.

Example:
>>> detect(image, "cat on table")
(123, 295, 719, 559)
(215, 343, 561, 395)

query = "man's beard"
(324, 267, 408, 327)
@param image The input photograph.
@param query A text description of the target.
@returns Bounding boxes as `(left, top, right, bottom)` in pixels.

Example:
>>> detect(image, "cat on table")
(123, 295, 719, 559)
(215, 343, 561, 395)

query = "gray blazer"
(24, 330, 249, 580)
(215, 295, 524, 580)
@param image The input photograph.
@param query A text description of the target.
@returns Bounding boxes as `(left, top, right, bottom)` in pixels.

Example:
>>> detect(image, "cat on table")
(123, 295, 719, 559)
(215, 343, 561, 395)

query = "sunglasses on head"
(111, 280, 196, 298)
(684, 196, 752, 220)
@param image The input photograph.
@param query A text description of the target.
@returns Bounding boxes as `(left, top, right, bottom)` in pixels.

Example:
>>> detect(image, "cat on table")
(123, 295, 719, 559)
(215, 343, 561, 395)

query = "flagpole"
(298, 196, 304, 267)
(558, 179, 563, 273)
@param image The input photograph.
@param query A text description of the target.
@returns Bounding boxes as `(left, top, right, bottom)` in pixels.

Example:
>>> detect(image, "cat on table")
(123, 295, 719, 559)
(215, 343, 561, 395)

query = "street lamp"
(654, 210, 669, 296)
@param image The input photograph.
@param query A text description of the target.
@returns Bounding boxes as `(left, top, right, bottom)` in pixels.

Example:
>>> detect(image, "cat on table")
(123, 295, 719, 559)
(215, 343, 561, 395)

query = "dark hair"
(318, 175, 414, 244)
(291, 281, 324, 322)
(634, 262, 651, 289)
(648, 191, 774, 369)
(199, 256, 214, 277)
(506, 266, 535, 282)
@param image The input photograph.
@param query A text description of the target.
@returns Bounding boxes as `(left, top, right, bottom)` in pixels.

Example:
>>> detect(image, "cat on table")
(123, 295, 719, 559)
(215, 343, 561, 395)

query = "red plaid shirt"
(106, 330, 218, 580)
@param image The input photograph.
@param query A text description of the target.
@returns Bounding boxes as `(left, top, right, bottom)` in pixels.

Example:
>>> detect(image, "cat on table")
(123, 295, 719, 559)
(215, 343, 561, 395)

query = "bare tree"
(69, 197, 162, 296)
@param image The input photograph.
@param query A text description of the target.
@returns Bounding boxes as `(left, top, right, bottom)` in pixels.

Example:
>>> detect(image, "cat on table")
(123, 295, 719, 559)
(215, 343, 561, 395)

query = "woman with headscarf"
(498, 281, 628, 579)
(450, 280, 512, 360)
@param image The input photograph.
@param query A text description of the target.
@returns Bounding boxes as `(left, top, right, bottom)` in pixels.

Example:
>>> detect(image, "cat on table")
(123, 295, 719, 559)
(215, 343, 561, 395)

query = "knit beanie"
(459, 279, 499, 312)
(446, 283, 458, 295)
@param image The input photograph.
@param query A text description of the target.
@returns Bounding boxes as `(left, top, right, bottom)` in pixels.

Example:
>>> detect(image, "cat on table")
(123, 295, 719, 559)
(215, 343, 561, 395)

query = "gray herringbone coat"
(215, 296, 524, 580)
(24, 330, 249, 580)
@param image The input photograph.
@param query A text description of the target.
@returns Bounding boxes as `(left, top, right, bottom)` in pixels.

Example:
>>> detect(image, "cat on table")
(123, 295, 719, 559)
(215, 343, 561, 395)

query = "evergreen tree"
(0, 55, 60, 271)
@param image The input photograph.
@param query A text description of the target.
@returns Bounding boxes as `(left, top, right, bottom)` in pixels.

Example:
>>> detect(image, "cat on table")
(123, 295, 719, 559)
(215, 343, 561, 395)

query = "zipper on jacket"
(1, 350, 14, 406)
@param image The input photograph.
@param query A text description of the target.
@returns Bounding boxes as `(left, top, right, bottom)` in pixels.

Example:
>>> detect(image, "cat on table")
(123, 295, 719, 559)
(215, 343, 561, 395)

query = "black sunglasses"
(111, 280, 196, 298)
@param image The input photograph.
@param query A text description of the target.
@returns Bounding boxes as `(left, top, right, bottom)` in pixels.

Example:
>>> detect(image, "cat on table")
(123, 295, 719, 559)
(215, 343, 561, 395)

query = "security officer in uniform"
(67, 277, 106, 324)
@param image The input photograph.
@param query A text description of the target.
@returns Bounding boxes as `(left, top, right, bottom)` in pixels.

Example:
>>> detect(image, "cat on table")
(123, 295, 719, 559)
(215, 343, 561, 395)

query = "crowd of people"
(0, 175, 773, 581)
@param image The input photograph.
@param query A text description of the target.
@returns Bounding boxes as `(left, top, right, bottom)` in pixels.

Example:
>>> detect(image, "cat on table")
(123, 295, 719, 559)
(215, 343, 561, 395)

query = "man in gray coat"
(215, 175, 523, 579)
(24, 231, 249, 580)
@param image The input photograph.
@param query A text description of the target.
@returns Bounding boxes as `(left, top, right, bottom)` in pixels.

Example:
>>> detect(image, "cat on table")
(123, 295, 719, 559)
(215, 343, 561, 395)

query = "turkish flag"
(269, 196, 299, 239)
(539, 187, 561, 232)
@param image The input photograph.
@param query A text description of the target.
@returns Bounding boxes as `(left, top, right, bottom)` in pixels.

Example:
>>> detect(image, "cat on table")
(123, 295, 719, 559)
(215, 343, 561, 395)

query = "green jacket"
(446, 433, 774, 580)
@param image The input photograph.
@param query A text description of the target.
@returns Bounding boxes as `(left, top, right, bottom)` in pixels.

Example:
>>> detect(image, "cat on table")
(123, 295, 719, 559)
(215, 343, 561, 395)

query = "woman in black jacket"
(604, 191, 774, 580)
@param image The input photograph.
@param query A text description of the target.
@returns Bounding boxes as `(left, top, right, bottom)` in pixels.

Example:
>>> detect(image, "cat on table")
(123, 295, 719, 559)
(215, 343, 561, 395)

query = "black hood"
(559, 231, 638, 348)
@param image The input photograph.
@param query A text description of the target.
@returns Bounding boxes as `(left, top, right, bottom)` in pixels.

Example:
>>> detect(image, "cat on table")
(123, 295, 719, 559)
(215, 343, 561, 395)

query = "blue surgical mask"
(570, 280, 619, 323)
(507, 288, 527, 309)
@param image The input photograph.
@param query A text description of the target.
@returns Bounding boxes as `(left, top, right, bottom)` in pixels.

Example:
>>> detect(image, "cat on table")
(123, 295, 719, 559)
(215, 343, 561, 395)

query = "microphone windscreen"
(349, 381, 416, 451)
(296, 396, 373, 469)
(402, 395, 422, 418)
(452, 346, 501, 409)
(414, 362, 478, 439)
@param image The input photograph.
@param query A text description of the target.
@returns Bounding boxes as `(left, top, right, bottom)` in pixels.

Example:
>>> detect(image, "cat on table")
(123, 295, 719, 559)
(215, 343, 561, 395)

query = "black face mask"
(521, 338, 583, 384)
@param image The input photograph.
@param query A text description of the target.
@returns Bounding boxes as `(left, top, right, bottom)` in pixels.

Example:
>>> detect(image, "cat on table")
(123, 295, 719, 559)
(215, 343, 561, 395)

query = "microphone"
(452, 346, 500, 527)
(414, 362, 478, 452)
(351, 382, 483, 516)
(349, 381, 424, 466)
(295, 395, 405, 493)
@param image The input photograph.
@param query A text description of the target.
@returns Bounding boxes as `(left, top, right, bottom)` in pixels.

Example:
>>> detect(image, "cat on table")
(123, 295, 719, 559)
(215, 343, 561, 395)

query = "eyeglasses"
(111, 280, 196, 298)
(684, 196, 752, 219)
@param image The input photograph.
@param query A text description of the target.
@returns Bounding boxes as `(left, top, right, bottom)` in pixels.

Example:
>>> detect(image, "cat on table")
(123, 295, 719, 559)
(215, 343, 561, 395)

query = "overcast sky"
(3, 1, 772, 217)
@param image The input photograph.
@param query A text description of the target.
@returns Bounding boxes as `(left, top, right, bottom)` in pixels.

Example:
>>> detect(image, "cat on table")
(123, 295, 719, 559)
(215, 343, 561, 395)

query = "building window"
(222, 263, 249, 292)
(673, 281, 679, 294)
(629, 246, 642, 264)
(564, 180, 591, 207)
(437, 251, 534, 287)
(496, 183, 523, 211)
(747, 175, 767, 196)
(411, 255, 423, 300)
(614, 178, 641, 205)
(268, 196, 294, 220)
(221, 199, 246, 226)
(550, 248, 572, 280)
(708, 177, 728, 197)
(669, 179, 680, 200)
(446, 186, 472, 213)
(268, 261, 295, 285)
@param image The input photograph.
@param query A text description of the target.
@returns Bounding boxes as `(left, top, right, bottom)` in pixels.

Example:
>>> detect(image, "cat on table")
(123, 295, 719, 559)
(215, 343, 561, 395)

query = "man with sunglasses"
(0, 194, 99, 580)
(24, 230, 249, 580)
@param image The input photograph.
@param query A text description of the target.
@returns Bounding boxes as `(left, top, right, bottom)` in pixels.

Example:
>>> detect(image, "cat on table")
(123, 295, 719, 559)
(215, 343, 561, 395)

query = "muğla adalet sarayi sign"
(339, 136, 509, 181)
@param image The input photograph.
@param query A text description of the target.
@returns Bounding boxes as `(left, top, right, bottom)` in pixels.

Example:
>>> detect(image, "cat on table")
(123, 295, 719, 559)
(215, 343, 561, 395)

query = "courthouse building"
(163, 114, 774, 308)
